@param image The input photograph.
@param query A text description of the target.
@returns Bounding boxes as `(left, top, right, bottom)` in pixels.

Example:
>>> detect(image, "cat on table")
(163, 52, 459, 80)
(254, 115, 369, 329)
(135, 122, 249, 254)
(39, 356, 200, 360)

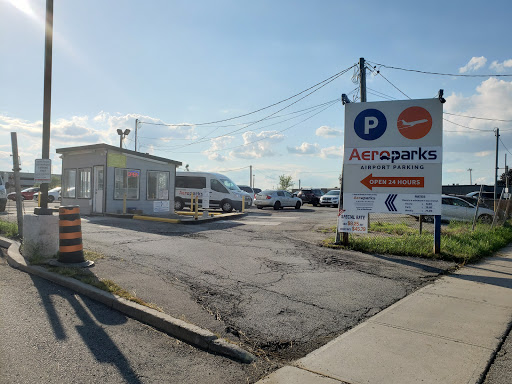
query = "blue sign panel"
(354, 109, 387, 141)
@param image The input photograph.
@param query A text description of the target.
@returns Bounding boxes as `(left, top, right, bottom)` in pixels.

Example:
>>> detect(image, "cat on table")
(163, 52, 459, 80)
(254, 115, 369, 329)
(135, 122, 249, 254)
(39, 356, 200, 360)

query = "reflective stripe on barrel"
(58, 205, 85, 263)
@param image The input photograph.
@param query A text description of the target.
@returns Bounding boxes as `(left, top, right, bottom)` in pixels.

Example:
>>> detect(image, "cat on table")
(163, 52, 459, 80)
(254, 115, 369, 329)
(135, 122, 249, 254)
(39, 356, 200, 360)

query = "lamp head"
(117, 129, 123, 135)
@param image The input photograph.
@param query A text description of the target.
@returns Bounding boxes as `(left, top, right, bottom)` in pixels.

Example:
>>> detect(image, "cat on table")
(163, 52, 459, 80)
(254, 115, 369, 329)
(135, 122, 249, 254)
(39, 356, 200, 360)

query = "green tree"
(278, 174, 294, 191)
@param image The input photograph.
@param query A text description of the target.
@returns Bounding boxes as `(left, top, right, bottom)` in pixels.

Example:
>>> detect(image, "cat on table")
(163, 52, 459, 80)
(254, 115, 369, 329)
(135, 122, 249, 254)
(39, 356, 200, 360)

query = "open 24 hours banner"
(343, 98, 442, 215)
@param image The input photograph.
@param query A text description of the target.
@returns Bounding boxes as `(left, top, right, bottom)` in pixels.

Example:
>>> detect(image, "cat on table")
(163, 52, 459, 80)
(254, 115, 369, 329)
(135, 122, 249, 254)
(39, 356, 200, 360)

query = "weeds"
(323, 221, 512, 264)
(0, 220, 18, 238)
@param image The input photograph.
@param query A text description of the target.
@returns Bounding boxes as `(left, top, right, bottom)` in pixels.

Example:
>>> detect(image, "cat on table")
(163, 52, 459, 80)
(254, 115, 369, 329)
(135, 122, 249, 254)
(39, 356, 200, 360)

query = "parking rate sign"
(343, 98, 442, 215)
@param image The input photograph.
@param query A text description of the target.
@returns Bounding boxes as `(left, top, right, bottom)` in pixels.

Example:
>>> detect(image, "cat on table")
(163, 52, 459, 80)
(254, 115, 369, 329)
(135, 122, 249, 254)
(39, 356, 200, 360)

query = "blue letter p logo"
(354, 109, 387, 140)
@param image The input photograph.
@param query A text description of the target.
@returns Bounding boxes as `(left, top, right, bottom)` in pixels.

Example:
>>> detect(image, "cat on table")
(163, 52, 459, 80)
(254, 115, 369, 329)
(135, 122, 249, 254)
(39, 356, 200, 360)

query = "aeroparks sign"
(343, 99, 442, 215)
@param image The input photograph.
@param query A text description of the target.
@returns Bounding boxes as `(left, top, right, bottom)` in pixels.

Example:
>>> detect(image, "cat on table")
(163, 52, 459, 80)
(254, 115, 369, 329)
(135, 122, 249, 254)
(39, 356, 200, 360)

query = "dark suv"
(297, 188, 324, 206)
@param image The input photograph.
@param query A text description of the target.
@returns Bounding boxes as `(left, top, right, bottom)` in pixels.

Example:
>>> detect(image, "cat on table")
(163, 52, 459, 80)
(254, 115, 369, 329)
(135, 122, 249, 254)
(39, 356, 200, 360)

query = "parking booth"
(56, 144, 182, 216)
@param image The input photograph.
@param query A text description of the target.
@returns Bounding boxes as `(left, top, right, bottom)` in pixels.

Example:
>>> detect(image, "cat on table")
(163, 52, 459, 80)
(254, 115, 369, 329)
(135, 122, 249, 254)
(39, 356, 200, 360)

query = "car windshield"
(326, 190, 340, 195)
(49, 187, 61, 192)
(220, 178, 241, 191)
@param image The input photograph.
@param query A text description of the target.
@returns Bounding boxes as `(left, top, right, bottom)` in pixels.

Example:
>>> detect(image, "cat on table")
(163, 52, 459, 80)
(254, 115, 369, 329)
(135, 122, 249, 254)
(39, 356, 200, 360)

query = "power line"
(138, 99, 340, 150)
(444, 112, 512, 122)
(138, 64, 356, 128)
(171, 99, 338, 155)
(500, 137, 512, 156)
(367, 60, 512, 77)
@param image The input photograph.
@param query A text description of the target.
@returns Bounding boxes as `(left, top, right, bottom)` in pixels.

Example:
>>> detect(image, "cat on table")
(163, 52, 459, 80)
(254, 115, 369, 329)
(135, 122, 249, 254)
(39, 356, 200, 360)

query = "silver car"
(420, 195, 494, 223)
(320, 190, 340, 207)
(254, 190, 302, 210)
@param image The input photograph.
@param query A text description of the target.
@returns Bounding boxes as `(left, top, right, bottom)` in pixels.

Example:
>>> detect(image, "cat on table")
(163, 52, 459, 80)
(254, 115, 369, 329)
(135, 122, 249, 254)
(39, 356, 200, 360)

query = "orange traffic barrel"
(58, 205, 85, 263)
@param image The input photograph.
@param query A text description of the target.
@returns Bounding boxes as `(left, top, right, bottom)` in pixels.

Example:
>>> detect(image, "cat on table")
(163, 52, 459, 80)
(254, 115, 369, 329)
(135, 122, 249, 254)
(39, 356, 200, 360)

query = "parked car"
(8, 187, 40, 201)
(420, 195, 494, 223)
(0, 174, 8, 212)
(33, 187, 61, 203)
(297, 188, 324, 206)
(466, 191, 496, 200)
(254, 190, 302, 210)
(320, 190, 341, 207)
(237, 185, 255, 206)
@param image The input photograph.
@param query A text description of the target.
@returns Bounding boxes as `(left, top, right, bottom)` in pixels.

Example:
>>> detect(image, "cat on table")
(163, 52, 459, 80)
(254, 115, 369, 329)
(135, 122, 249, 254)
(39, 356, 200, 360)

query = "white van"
(175, 172, 252, 212)
(0, 174, 8, 212)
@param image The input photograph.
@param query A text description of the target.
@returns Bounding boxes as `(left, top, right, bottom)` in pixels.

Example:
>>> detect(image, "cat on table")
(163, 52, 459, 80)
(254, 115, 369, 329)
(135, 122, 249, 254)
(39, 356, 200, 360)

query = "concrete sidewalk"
(258, 247, 512, 384)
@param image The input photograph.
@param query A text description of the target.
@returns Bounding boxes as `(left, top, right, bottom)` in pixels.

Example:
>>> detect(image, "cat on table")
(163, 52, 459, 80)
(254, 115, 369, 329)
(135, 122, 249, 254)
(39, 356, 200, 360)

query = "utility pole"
(11, 133, 23, 237)
(467, 168, 473, 185)
(249, 165, 253, 188)
(134, 118, 139, 152)
(495, 128, 500, 210)
(35, 0, 54, 215)
(359, 57, 367, 102)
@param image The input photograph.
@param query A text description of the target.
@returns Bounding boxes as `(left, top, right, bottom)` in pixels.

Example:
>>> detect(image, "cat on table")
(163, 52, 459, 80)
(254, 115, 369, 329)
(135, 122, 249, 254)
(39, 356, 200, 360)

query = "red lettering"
(349, 148, 361, 160)
(362, 151, 370, 160)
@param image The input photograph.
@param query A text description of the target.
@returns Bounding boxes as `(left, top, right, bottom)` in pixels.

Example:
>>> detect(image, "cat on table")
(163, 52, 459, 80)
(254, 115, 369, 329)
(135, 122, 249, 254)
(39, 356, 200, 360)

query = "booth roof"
(56, 143, 182, 166)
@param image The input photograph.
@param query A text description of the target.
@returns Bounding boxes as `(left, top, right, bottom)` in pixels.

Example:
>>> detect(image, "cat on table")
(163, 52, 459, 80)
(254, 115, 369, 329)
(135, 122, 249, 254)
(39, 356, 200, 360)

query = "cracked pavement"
(79, 206, 456, 363)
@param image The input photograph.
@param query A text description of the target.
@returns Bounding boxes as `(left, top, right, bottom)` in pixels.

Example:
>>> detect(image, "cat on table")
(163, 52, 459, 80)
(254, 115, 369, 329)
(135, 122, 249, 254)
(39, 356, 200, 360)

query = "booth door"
(93, 166, 104, 213)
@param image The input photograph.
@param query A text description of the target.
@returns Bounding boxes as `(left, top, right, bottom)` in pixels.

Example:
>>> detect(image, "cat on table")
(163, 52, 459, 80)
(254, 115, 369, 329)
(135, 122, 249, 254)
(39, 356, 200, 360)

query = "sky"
(1, 0, 512, 190)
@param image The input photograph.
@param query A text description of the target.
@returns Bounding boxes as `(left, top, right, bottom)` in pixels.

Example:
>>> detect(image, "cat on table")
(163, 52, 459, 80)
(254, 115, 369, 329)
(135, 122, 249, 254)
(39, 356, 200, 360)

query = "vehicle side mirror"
(4, 182, 10, 189)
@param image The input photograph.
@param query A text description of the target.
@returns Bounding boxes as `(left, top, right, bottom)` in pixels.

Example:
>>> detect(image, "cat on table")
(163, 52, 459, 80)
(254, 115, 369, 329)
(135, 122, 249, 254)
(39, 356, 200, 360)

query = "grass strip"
(322, 221, 512, 264)
(0, 220, 18, 238)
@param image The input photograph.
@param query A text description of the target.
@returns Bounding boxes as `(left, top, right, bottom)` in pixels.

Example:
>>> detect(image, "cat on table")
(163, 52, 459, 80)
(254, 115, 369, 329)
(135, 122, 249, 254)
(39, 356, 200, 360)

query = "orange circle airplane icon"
(397, 106, 432, 139)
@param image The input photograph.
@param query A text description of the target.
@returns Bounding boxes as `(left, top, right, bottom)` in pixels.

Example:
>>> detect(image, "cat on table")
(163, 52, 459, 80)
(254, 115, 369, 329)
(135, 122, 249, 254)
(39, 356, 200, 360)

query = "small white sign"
(153, 200, 170, 213)
(337, 210, 368, 233)
(202, 188, 211, 209)
(34, 159, 52, 183)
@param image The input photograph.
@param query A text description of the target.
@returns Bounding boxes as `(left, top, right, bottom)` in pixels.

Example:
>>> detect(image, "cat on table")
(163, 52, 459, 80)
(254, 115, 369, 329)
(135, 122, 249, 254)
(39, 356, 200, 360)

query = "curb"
(0, 236, 256, 364)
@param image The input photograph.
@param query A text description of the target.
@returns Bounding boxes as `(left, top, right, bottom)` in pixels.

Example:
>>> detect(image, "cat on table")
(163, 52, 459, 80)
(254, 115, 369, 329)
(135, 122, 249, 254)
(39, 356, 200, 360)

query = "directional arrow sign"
(361, 173, 424, 190)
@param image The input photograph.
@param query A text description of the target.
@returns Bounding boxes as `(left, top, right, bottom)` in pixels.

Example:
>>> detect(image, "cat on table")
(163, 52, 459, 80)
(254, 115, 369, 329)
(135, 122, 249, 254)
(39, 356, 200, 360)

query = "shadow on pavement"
(30, 274, 143, 384)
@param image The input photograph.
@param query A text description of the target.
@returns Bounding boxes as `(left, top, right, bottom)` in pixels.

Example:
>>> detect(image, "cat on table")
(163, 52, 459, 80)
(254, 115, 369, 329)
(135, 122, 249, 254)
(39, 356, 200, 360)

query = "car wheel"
(273, 201, 281, 210)
(48, 195, 55, 203)
(312, 198, 318, 206)
(221, 199, 233, 213)
(478, 214, 493, 224)
(256, 205, 263, 209)
(174, 198, 184, 211)
(422, 215, 434, 223)
(295, 201, 301, 209)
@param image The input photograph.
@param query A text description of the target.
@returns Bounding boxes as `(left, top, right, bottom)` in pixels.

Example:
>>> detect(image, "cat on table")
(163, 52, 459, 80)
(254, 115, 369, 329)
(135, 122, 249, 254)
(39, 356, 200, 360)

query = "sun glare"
(7, 0, 37, 20)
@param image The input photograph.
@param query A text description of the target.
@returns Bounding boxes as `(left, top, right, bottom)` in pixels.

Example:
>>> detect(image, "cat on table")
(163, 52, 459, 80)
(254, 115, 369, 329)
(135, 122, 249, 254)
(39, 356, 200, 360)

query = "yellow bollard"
(191, 193, 194, 212)
(194, 195, 199, 219)
(242, 196, 245, 213)
(38, 191, 41, 207)
(123, 193, 127, 214)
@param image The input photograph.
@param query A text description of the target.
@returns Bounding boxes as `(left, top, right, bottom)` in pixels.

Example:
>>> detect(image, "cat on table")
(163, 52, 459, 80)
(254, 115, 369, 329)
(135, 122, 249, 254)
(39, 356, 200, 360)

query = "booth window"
(77, 168, 92, 198)
(62, 169, 76, 198)
(147, 171, 169, 200)
(114, 168, 140, 199)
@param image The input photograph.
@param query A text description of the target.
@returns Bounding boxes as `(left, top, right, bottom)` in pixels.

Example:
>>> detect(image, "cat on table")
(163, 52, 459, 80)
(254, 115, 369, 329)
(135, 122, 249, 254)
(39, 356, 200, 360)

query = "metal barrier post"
(194, 196, 199, 219)
(434, 215, 441, 254)
(191, 193, 194, 212)
(123, 193, 127, 214)
(242, 196, 245, 213)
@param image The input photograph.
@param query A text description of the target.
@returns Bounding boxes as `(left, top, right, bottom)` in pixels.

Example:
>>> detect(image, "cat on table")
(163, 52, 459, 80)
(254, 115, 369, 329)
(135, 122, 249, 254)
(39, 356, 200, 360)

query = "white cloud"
(490, 59, 512, 72)
(459, 56, 487, 73)
(230, 130, 284, 159)
(287, 142, 320, 155)
(475, 151, 492, 157)
(315, 125, 342, 138)
(204, 136, 234, 161)
(320, 146, 343, 159)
